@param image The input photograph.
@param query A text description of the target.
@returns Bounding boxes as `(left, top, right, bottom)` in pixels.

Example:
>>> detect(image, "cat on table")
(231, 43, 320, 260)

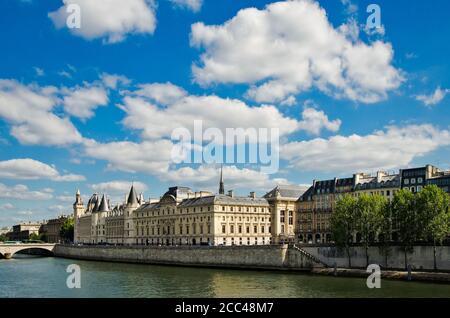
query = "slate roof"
(98, 194, 110, 212)
(264, 185, 307, 199)
(127, 185, 139, 206)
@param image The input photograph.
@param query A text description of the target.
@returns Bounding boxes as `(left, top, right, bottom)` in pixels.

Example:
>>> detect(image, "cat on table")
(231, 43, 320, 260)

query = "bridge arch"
(0, 244, 56, 259)
(12, 247, 54, 257)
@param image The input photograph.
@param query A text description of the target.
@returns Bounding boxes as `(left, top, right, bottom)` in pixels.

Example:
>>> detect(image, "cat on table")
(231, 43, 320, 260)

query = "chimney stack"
(228, 190, 234, 198)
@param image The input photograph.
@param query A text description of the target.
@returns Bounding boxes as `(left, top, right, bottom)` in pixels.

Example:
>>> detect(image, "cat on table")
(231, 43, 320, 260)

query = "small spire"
(219, 164, 225, 195)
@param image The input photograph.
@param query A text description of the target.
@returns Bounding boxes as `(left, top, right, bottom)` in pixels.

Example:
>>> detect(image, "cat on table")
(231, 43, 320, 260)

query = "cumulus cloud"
(61, 85, 109, 120)
(415, 87, 449, 106)
(0, 183, 54, 200)
(90, 181, 148, 195)
(0, 79, 83, 146)
(0, 159, 85, 181)
(48, 0, 157, 44)
(170, 0, 203, 12)
(83, 139, 174, 174)
(0, 203, 14, 210)
(190, 0, 403, 104)
(281, 124, 450, 173)
(163, 165, 290, 192)
(134, 82, 187, 105)
(100, 73, 131, 89)
(119, 82, 340, 141)
(298, 107, 341, 135)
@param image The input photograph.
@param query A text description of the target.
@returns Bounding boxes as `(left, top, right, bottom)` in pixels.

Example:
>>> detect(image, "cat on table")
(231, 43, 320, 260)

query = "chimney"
(249, 192, 256, 199)
(228, 190, 234, 198)
(377, 171, 386, 183)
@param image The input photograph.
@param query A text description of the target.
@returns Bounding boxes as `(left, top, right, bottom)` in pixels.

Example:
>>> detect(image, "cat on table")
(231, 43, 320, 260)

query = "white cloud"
(280, 96, 297, 107)
(281, 124, 450, 173)
(100, 73, 131, 89)
(61, 85, 109, 120)
(120, 83, 339, 140)
(415, 87, 449, 106)
(0, 203, 14, 210)
(340, 0, 358, 14)
(58, 70, 72, 79)
(0, 158, 85, 181)
(34, 67, 45, 77)
(134, 82, 187, 105)
(190, 0, 403, 104)
(0, 79, 83, 146)
(49, 0, 157, 44)
(90, 181, 148, 195)
(163, 165, 289, 192)
(48, 205, 68, 213)
(298, 107, 341, 135)
(170, 0, 203, 12)
(0, 183, 54, 200)
(83, 139, 174, 174)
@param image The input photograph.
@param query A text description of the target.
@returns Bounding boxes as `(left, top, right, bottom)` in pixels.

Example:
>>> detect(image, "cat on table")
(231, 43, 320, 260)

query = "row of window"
(136, 206, 269, 218)
(404, 177, 423, 185)
(221, 224, 270, 235)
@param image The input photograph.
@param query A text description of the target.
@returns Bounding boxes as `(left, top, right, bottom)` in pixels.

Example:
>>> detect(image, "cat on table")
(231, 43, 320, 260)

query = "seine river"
(1, 255, 450, 298)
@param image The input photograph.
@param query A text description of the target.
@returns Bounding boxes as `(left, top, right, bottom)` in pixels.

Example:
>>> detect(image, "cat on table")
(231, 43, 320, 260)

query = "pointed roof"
(93, 194, 100, 212)
(127, 185, 139, 206)
(98, 194, 110, 212)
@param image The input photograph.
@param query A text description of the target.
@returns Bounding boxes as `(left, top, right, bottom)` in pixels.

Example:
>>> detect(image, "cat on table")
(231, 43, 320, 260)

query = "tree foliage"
(60, 217, 74, 243)
(330, 185, 450, 269)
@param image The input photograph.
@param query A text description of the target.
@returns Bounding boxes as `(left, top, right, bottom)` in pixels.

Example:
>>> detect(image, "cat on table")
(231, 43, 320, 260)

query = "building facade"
(6, 222, 42, 241)
(73, 169, 305, 246)
(72, 164, 450, 246)
(43, 215, 70, 243)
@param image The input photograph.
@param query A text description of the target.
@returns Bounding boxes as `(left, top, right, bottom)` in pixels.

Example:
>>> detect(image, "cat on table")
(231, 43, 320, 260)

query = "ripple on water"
(1, 257, 450, 298)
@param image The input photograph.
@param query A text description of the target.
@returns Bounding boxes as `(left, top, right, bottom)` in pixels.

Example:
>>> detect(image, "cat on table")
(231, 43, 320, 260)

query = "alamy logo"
(366, 264, 381, 288)
(66, 264, 81, 289)
(366, 4, 381, 30)
(171, 120, 280, 174)
(66, 4, 81, 29)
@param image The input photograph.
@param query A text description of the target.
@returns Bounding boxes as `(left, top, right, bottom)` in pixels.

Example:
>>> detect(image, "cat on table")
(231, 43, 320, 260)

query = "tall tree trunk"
(433, 243, 437, 271)
(347, 246, 351, 268)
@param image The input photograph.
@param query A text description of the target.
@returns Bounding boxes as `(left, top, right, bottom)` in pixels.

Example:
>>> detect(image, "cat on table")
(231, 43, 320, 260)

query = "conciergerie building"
(73, 167, 304, 246)
(74, 164, 450, 246)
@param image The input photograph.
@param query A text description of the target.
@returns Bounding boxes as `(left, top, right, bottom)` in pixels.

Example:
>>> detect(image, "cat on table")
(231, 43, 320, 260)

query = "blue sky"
(0, 0, 449, 227)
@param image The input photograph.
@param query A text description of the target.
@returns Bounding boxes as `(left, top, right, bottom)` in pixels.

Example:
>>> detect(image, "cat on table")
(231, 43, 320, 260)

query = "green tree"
(0, 233, 6, 242)
(354, 194, 387, 267)
(416, 185, 450, 270)
(392, 189, 418, 270)
(378, 200, 393, 268)
(331, 194, 357, 267)
(60, 217, 74, 243)
(29, 233, 41, 241)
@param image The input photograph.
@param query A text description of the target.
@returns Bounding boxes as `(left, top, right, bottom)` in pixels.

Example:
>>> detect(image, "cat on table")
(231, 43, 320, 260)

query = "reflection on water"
(1, 256, 450, 298)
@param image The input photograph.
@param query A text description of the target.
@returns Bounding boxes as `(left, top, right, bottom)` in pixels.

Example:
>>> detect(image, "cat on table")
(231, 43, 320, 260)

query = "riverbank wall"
(301, 245, 450, 271)
(54, 244, 450, 275)
(54, 244, 315, 271)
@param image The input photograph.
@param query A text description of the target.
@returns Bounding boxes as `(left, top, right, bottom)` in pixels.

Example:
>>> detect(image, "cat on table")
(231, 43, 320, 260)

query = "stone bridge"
(0, 244, 56, 259)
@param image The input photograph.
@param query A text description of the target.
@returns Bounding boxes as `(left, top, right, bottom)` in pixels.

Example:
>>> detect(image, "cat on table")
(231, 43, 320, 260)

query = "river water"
(1, 255, 450, 298)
